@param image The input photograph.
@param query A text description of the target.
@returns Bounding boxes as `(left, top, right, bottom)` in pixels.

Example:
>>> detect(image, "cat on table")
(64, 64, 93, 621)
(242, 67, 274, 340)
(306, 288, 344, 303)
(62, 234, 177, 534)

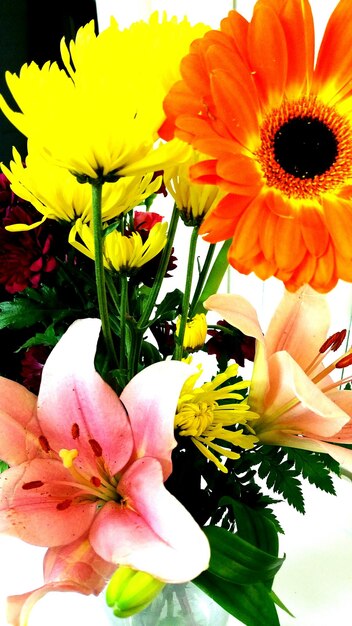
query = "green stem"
(137, 203, 180, 330)
(193, 238, 231, 314)
(91, 182, 118, 366)
(105, 272, 120, 315)
(189, 243, 216, 317)
(119, 273, 129, 370)
(174, 225, 199, 360)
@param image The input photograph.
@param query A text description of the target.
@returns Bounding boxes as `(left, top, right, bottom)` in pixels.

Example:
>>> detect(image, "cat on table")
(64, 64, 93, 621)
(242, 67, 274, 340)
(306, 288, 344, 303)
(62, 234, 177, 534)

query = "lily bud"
(106, 566, 165, 618)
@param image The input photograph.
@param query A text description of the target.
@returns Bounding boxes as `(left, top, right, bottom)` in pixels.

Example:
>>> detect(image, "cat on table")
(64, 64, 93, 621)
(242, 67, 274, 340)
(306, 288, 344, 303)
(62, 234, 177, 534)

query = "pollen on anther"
(71, 423, 80, 439)
(38, 435, 51, 453)
(319, 330, 347, 353)
(89, 439, 103, 457)
(90, 476, 101, 488)
(56, 499, 72, 511)
(22, 480, 44, 490)
(335, 352, 352, 369)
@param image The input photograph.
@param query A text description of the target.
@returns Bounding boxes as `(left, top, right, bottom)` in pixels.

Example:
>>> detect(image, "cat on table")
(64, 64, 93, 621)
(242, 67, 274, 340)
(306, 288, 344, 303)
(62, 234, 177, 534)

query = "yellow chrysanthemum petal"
(2, 146, 161, 232)
(0, 14, 209, 180)
(175, 363, 259, 472)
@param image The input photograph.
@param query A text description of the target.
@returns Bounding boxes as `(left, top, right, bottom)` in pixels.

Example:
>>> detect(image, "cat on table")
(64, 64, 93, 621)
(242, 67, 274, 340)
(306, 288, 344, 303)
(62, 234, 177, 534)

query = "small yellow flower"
(0, 15, 209, 181)
(72, 220, 168, 274)
(176, 313, 207, 351)
(175, 364, 259, 472)
(163, 150, 224, 226)
(2, 147, 161, 235)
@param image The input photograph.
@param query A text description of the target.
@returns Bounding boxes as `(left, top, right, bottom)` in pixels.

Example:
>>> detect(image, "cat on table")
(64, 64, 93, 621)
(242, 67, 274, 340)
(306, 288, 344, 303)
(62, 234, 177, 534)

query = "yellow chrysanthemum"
(164, 150, 224, 226)
(175, 364, 259, 472)
(175, 313, 207, 350)
(0, 14, 209, 181)
(1, 147, 161, 235)
(72, 220, 168, 273)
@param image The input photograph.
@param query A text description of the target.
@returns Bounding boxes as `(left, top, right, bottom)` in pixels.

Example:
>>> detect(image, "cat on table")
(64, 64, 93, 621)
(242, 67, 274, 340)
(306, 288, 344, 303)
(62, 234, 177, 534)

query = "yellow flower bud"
(106, 566, 165, 618)
(176, 313, 207, 351)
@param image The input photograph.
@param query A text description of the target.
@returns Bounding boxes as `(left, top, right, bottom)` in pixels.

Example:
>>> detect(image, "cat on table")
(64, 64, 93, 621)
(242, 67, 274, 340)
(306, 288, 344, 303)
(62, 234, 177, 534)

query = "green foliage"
(0, 286, 81, 331)
(256, 446, 304, 512)
(195, 525, 285, 626)
(286, 448, 339, 494)
(252, 445, 341, 514)
(0, 460, 9, 473)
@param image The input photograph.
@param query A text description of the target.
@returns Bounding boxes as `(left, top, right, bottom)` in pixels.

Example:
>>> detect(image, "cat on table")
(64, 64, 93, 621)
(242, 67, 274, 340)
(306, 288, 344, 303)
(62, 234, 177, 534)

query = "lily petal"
(7, 536, 114, 626)
(0, 378, 41, 465)
(264, 286, 330, 367)
(90, 458, 210, 583)
(37, 319, 133, 476)
(120, 360, 192, 478)
(261, 351, 350, 437)
(0, 458, 96, 545)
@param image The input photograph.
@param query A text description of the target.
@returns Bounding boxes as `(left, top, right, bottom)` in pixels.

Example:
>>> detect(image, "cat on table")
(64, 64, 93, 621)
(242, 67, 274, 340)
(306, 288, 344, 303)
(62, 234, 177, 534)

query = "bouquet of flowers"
(1, 1, 352, 625)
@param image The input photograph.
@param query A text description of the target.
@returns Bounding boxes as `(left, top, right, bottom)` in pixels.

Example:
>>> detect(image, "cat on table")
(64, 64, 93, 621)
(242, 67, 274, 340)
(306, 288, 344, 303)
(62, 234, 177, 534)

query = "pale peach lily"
(0, 319, 210, 624)
(205, 287, 352, 471)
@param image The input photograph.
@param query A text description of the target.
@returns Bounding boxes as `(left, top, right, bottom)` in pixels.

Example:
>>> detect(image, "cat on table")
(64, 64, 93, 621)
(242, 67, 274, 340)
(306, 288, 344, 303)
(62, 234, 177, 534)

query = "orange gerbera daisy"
(160, 0, 352, 293)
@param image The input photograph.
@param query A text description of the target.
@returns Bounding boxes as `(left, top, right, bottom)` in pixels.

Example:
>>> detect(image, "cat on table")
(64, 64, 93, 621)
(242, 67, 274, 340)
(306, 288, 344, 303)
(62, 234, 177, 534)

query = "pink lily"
(205, 287, 352, 471)
(0, 319, 210, 623)
(6, 534, 115, 626)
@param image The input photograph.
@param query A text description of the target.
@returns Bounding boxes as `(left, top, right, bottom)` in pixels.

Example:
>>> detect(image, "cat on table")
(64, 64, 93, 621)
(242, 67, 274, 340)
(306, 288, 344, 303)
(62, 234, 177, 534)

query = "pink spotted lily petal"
(0, 458, 97, 545)
(89, 458, 210, 582)
(0, 377, 41, 465)
(120, 360, 193, 479)
(37, 318, 133, 476)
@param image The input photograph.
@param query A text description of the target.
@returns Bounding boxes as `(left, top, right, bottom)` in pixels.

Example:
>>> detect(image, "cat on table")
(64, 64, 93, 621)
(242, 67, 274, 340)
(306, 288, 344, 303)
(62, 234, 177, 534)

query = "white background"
(2, 1, 352, 626)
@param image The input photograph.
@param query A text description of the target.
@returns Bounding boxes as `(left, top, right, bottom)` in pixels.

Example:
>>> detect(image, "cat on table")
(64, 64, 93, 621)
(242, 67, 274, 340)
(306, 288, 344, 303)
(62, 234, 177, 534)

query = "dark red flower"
(206, 320, 256, 368)
(0, 204, 57, 294)
(20, 345, 51, 393)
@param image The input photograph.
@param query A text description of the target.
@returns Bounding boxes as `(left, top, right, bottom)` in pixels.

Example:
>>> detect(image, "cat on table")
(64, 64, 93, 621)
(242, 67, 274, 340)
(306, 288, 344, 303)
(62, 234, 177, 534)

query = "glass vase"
(115, 582, 230, 626)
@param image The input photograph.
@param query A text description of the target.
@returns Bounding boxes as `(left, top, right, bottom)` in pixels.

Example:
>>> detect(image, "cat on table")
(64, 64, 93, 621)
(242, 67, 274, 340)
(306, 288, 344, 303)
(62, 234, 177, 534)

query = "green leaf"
(0, 460, 9, 473)
(286, 448, 337, 494)
(204, 526, 284, 585)
(219, 496, 280, 557)
(152, 289, 183, 323)
(195, 572, 281, 626)
(0, 286, 75, 331)
(17, 325, 60, 351)
(256, 447, 305, 513)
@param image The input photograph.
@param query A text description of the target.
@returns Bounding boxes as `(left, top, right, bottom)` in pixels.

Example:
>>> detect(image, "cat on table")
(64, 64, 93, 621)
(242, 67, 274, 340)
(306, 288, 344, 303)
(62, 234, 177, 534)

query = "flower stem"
(137, 204, 179, 331)
(189, 243, 216, 317)
(119, 273, 129, 370)
(174, 225, 199, 360)
(192, 238, 231, 314)
(91, 182, 118, 366)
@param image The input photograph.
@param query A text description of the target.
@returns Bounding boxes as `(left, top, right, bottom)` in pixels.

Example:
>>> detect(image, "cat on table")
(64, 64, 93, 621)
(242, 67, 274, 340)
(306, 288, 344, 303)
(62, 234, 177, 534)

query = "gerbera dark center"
(274, 116, 338, 179)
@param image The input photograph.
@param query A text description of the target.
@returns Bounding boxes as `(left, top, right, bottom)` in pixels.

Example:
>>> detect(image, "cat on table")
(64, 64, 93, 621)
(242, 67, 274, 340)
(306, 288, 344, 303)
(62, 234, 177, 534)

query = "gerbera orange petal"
(220, 11, 250, 63)
(274, 216, 306, 271)
(299, 206, 329, 257)
(248, 3, 287, 109)
(189, 159, 222, 186)
(268, 0, 314, 97)
(199, 193, 250, 242)
(310, 242, 337, 293)
(284, 253, 317, 292)
(216, 154, 262, 193)
(315, 0, 352, 98)
(323, 195, 352, 259)
(210, 69, 260, 148)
